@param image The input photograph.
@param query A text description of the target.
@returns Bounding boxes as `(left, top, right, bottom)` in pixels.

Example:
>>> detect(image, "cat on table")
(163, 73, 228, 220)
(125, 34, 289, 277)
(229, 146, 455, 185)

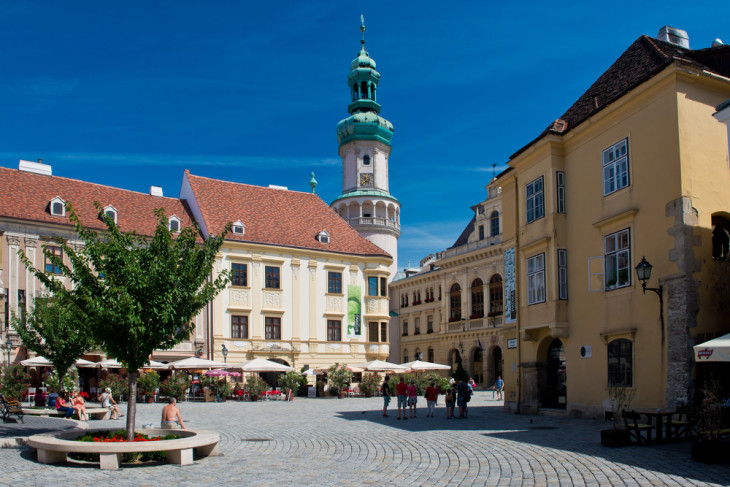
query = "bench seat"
(22, 407, 110, 420)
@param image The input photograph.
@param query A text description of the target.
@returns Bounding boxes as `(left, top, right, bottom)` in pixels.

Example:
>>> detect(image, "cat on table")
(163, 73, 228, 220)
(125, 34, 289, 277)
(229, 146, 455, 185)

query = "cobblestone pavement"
(0, 392, 728, 486)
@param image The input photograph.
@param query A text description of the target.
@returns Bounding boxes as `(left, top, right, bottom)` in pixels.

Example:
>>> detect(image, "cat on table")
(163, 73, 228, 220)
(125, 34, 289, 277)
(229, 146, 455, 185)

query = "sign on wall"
(507, 338, 517, 349)
(347, 285, 362, 338)
(504, 248, 516, 323)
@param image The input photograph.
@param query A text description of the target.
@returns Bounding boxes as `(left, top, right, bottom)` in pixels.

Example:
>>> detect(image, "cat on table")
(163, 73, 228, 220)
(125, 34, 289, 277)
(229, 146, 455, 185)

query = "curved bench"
(28, 428, 219, 470)
(22, 407, 110, 420)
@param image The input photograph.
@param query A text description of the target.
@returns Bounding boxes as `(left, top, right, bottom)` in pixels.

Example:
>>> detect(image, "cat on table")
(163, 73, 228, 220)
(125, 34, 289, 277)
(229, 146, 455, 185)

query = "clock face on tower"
(360, 173, 374, 187)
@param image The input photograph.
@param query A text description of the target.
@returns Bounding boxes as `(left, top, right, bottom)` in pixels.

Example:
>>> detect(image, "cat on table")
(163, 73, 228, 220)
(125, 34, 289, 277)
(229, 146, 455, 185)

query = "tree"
(11, 296, 95, 393)
(20, 203, 230, 440)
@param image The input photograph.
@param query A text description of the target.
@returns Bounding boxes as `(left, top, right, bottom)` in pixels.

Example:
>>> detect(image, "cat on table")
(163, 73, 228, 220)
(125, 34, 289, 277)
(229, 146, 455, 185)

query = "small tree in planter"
(246, 375, 268, 401)
(137, 371, 160, 403)
(46, 369, 79, 394)
(327, 363, 353, 398)
(600, 385, 634, 447)
(100, 374, 128, 401)
(359, 373, 382, 397)
(278, 370, 303, 400)
(0, 364, 30, 400)
(160, 371, 191, 401)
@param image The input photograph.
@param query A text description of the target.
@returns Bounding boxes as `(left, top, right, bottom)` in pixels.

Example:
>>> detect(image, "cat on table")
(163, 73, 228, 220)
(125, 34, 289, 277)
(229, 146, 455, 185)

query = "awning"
(694, 333, 730, 362)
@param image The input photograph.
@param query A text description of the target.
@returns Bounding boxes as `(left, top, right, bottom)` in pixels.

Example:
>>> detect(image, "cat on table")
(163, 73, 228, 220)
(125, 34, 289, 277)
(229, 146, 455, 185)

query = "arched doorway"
(472, 348, 483, 384)
(541, 339, 566, 409)
(489, 346, 503, 386)
(448, 349, 461, 379)
(260, 358, 290, 388)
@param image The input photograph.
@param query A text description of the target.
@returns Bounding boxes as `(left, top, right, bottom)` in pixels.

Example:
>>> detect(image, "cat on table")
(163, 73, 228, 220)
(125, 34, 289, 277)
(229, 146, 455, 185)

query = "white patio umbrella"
(168, 357, 228, 369)
(21, 356, 54, 367)
(694, 333, 730, 362)
(145, 360, 169, 370)
(351, 360, 410, 372)
(230, 358, 293, 372)
(98, 358, 124, 368)
(74, 358, 98, 368)
(302, 368, 323, 376)
(400, 360, 451, 372)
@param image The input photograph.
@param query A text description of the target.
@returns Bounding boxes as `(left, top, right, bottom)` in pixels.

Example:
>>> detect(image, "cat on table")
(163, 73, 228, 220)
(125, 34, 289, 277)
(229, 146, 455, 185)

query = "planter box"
(600, 429, 631, 447)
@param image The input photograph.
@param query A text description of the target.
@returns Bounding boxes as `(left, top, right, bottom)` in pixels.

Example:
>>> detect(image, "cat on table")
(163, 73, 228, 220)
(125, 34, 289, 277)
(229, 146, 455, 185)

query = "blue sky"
(1, 2, 728, 269)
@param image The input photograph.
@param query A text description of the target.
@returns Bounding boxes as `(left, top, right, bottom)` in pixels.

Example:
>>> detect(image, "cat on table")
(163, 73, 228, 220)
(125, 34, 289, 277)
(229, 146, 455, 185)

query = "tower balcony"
(347, 216, 400, 236)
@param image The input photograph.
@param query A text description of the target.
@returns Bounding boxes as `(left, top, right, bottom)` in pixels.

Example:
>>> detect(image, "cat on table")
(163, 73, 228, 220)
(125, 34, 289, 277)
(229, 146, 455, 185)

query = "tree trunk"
(126, 370, 138, 441)
(58, 370, 66, 393)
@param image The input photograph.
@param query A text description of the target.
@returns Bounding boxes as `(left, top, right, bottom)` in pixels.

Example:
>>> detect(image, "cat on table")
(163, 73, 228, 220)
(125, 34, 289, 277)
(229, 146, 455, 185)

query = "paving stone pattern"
(0, 392, 728, 486)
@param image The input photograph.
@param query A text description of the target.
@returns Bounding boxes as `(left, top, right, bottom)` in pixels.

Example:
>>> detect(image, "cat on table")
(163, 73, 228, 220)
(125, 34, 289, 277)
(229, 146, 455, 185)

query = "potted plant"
(218, 380, 233, 401)
(277, 370, 303, 400)
(359, 373, 382, 398)
(0, 364, 30, 401)
(46, 368, 78, 394)
(327, 363, 353, 399)
(600, 385, 634, 447)
(692, 379, 729, 463)
(100, 373, 128, 400)
(246, 375, 268, 401)
(137, 371, 160, 403)
(159, 371, 191, 401)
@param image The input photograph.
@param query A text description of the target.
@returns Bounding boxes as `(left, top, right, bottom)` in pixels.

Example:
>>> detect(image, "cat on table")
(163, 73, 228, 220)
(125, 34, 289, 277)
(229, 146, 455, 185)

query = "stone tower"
(331, 18, 400, 279)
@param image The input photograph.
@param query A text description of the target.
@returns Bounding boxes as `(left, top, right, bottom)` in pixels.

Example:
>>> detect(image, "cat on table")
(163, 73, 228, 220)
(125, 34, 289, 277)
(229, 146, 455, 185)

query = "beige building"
(500, 28, 730, 416)
(390, 181, 505, 385)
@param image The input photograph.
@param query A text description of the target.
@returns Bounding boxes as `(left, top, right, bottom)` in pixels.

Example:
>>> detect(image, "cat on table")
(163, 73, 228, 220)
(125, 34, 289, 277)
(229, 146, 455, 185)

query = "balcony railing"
(437, 234, 502, 260)
(347, 217, 400, 230)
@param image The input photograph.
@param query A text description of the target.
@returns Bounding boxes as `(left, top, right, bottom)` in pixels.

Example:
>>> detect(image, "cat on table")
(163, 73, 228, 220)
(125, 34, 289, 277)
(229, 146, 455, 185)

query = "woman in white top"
(100, 387, 122, 419)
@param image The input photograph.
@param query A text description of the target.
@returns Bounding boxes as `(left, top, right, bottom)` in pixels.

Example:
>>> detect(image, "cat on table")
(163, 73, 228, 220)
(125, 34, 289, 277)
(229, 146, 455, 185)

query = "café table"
(634, 409, 677, 443)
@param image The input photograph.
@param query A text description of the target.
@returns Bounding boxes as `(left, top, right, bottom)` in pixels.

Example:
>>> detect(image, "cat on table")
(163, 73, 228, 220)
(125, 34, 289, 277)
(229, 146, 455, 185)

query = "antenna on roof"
(492, 163, 496, 181)
(309, 172, 318, 194)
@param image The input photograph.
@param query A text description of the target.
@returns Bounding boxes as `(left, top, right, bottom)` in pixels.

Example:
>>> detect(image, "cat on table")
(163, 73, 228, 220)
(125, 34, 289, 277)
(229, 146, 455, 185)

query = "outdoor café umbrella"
(694, 333, 730, 362)
(231, 358, 293, 372)
(74, 358, 98, 368)
(303, 368, 323, 376)
(21, 356, 54, 367)
(145, 360, 169, 370)
(400, 360, 451, 372)
(351, 360, 410, 372)
(204, 369, 234, 377)
(168, 357, 228, 369)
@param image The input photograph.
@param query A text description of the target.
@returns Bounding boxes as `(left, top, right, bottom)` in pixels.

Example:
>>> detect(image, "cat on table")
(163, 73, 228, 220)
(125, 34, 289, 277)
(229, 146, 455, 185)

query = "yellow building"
(501, 29, 730, 416)
(390, 180, 505, 385)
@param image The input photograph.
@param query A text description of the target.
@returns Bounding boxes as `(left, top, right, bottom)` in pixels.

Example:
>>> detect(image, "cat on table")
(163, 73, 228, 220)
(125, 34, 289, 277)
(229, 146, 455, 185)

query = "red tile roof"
(0, 166, 196, 237)
(511, 36, 730, 159)
(184, 171, 392, 259)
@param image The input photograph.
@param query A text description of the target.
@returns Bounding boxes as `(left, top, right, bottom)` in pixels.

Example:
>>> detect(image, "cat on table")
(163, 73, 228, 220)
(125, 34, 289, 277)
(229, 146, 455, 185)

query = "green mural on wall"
(347, 285, 362, 338)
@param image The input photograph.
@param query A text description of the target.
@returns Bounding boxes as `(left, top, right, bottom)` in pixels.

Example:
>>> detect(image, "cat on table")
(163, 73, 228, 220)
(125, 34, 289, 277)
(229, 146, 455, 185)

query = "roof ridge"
(186, 171, 316, 197)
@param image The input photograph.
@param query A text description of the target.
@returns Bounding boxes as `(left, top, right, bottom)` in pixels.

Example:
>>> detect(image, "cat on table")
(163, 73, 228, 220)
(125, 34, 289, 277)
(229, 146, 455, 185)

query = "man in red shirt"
(395, 377, 408, 420)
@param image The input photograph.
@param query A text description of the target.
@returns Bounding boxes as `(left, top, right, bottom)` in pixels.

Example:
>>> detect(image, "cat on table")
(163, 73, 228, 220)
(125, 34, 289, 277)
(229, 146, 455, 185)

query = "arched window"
(607, 339, 633, 386)
(363, 154, 371, 166)
(470, 278, 484, 318)
(491, 211, 500, 236)
(712, 215, 730, 260)
(415, 348, 422, 361)
(489, 275, 503, 315)
(449, 284, 462, 321)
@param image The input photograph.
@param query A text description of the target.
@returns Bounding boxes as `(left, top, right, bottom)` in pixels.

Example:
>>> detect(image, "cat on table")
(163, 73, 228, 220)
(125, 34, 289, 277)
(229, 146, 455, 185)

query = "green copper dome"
(351, 49, 377, 70)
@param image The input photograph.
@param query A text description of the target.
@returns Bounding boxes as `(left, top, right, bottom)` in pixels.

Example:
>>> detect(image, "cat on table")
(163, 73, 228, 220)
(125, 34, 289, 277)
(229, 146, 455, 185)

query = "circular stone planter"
(28, 428, 219, 470)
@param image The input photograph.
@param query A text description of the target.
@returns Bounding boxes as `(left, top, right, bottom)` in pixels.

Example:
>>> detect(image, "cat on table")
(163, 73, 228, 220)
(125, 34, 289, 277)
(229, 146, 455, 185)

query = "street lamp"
(4, 338, 12, 365)
(635, 256, 665, 339)
(221, 344, 228, 363)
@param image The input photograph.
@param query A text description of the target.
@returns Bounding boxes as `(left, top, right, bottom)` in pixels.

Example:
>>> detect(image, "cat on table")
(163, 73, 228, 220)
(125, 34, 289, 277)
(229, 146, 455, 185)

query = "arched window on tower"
(363, 154, 371, 166)
(470, 278, 484, 318)
(360, 81, 368, 100)
(712, 214, 730, 260)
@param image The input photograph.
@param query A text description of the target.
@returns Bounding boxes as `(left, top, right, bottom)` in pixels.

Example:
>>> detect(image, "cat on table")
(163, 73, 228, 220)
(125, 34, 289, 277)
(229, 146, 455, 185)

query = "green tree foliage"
(452, 354, 468, 382)
(19, 203, 230, 439)
(327, 363, 353, 394)
(0, 364, 30, 400)
(11, 296, 95, 393)
(160, 371, 191, 400)
(45, 369, 78, 394)
(277, 370, 303, 397)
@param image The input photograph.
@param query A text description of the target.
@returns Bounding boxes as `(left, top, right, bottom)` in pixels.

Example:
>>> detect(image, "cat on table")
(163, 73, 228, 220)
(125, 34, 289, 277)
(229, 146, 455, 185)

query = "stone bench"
(28, 428, 219, 470)
(22, 407, 110, 420)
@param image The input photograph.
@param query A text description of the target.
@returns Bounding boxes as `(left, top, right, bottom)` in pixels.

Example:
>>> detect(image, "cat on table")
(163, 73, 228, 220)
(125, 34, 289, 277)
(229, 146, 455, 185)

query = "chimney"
(18, 159, 52, 176)
(658, 26, 690, 49)
(150, 186, 164, 197)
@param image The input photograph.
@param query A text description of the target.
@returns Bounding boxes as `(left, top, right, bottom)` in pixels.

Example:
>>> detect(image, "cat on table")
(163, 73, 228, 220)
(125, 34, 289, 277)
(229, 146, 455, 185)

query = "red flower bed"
(92, 433, 163, 443)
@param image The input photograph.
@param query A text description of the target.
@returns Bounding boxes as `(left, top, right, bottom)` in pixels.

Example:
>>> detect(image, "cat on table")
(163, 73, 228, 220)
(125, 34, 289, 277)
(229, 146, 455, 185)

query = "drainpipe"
(208, 272, 213, 360)
(514, 173, 522, 414)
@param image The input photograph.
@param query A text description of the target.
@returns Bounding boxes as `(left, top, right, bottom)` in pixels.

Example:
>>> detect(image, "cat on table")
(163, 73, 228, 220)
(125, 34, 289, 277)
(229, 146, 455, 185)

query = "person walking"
(456, 379, 470, 418)
(494, 376, 504, 400)
(424, 381, 439, 417)
(395, 377, 408, 420)
(381, 376, 391, 417)
(444, 388, 455, 419)
(407, 379, 418, 418)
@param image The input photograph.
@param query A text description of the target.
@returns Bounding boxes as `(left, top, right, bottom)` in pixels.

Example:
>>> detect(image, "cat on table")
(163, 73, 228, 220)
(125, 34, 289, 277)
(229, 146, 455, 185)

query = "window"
(427, 316, 433, 334)
(265, 266, 280, 289)
(556, 171, 566, 214)
(44, 246, 63, 274)
(368, 322, 378, 342)
(403, 350, 408, 363)
(102, 206, 117, 223)
(327, 320, 342, 342)
(232, 220, 245, 235)
(231, 263, 247, 287)
(328, 272, 342, 294)
(449, 284, 462, 321)
(50, 197, 65, 216)
(265, 317, 281, 340)
(604, 229, 630, 290)
(363, 154, 371, 165)
(318, 231, 330, 244)
(427, 347, 434, 363)
(527, 254, 545, 305)
(414, 317, 420, 335)
(491, 211, 500, 236)
(712, 215, 730, 260)
(231, 315, 248, 339)
(608, 339, 633, 386)
(470, 278, 484, 318)
(380, 322, 387, 342)
(479, 225, 485, 240)
(368, 277, 378, 296)
(168, 217, 181, 233)
(558, 249, 568, 299)
(603, 139, 629, 195)
(402, 320, 408, 336)
(380, 277, 387, 297)
(526, 176, 544, 223)
(489, 275, 503, 314)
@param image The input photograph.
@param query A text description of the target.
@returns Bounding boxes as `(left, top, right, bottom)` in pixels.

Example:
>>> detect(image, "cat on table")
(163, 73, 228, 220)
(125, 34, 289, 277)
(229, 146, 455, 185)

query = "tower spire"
(360, 14, 365, 50)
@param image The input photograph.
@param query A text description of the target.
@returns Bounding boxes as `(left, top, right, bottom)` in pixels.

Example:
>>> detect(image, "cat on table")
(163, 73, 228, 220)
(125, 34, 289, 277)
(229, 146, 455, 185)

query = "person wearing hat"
(100, 387, 122, 419)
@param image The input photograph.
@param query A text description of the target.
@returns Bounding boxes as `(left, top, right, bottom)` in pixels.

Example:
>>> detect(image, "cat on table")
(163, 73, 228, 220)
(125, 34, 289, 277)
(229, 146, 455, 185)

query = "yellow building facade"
(501, 33, 730, 416)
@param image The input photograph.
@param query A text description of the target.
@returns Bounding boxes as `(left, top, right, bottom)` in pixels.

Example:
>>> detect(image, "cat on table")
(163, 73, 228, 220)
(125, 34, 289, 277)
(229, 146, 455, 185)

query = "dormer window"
(49, 197, 65, 217)
(317, 230, 330, 244)
(232, 220, 245, 236)
(363, 154, 371, 166)
(168, 216, 181, 233)
(102, 205, 118, 224)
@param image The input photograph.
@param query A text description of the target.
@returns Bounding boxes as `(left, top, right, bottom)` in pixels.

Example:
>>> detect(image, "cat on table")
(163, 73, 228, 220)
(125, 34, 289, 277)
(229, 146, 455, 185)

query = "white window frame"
(527, 253, 545, 305)
(317, 230, 330, 244)
(168, 216, 181, 233)
(50, 197, 66, 217)
(602, 139, 629, 195)
(102, 205, 118, 224)
(558, 249, 568, 300)
(604, 228, 631, 290)
(232, 220, 245, 235)
(526, 176, 544, 223)
(556, 171, 565, 214)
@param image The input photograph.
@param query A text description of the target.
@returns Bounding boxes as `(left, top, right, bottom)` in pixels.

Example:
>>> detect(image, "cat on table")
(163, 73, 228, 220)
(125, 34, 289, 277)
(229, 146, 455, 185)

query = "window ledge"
(592, 208, 638, 230)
